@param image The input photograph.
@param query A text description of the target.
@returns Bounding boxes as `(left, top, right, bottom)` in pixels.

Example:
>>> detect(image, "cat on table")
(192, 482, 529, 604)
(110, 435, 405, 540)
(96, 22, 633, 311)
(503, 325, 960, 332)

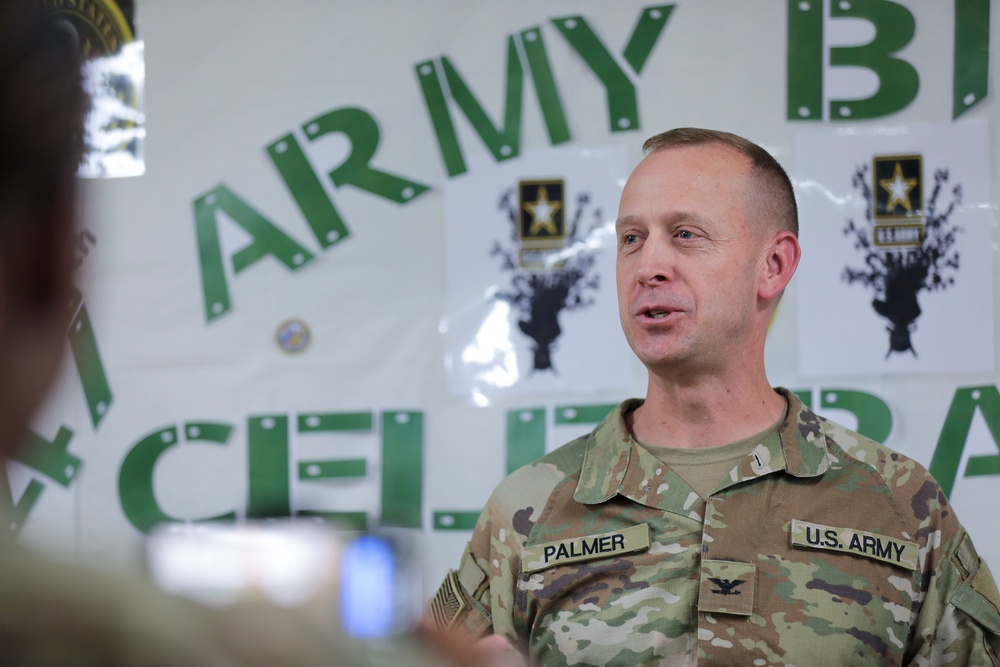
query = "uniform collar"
(573, 388, 831, 508)
(775, 387, 833, 478)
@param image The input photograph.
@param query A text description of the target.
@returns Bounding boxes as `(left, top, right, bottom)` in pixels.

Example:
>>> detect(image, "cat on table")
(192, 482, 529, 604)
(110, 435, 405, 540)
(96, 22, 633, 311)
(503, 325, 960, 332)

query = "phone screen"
(339, 534, 398, 637)
(145, 522, 423, 639)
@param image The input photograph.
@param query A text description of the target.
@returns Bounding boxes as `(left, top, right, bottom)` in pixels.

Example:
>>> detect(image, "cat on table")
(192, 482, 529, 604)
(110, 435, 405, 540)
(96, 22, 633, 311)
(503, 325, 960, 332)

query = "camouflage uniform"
(431, 389, 1000, 666)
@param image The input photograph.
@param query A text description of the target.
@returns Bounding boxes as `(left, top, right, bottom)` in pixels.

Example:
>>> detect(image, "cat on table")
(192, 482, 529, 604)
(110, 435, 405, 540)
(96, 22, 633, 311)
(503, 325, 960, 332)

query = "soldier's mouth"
(647, 310, 672, 319)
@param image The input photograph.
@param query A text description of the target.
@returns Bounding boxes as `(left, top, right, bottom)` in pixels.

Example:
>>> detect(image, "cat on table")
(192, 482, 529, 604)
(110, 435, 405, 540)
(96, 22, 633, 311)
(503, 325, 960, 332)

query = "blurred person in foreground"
(0, 2, 386, 665)
(430, 128, 1000, 665)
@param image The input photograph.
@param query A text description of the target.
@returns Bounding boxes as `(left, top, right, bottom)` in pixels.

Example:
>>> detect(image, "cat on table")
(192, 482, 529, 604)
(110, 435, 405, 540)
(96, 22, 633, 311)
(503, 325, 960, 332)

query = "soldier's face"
(615, 143, 767, 374)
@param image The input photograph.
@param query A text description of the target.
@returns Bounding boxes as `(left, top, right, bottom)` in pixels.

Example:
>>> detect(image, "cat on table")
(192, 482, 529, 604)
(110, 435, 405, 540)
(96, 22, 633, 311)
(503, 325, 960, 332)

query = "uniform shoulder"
(478, 400, 635, 542)
(486, 432, 589, 518)
(817, 414, 952, 530)
(819, 413, 926, 478)
(493, 399, 636, 509)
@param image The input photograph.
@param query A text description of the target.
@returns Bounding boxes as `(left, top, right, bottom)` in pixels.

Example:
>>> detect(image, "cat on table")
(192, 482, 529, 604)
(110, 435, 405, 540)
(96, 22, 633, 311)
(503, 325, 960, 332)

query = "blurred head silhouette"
(0, 0, 88, 458)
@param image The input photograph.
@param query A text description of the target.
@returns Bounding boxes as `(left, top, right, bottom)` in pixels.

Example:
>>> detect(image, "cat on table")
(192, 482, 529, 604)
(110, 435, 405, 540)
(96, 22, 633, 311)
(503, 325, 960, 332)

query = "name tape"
(522, 524, 651, 574)
(790, 519, 918, 571)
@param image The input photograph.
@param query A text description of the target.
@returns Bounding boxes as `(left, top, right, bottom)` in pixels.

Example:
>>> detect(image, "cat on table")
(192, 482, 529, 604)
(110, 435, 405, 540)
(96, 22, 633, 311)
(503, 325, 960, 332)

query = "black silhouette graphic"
(708, 578, 745, 596)
(842, 164, 962, 358)
(491, 188, 602, 373)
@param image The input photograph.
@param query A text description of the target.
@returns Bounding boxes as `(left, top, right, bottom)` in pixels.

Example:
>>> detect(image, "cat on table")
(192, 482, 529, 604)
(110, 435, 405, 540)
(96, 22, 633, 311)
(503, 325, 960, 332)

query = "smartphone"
(338, 531, 423, 638)
(145, 520, 423, 639)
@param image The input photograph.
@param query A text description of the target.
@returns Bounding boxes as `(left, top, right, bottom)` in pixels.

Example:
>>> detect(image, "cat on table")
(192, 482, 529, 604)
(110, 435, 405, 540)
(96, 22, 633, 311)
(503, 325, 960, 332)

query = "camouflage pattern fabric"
(431, 388, 1000, 666)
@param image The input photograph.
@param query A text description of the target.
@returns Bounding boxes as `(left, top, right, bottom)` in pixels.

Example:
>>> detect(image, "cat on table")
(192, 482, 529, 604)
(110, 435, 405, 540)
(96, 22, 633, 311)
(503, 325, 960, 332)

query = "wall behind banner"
(10, 0, 1000, 598)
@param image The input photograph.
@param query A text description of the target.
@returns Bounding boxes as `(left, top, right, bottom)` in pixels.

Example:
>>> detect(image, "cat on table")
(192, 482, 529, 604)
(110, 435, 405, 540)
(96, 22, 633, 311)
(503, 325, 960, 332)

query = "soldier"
(430, 128, 1000, 666)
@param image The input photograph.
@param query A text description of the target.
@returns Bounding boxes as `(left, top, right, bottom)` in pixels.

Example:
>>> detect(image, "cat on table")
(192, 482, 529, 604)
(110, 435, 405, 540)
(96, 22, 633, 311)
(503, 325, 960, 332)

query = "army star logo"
(491, 180, 603, 373)
(519, 180, 566, 245)
(873, 155, 922, 221)
(708, 578, 745, 596)
(524, 185, 562, 236)
(842, 155, 963, 358)
(879, 161, 918, 213)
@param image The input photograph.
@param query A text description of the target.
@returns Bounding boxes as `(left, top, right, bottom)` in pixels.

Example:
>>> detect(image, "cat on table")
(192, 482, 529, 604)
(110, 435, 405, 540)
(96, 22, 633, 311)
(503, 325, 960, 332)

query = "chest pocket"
(520, 524, 701, 667)
(746, 519, 920, 666)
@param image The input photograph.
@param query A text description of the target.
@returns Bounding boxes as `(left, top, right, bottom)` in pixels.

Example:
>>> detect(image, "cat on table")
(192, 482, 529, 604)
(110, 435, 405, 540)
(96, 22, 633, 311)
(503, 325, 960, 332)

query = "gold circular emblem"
(43, 0, 134, 59)
(275, 319, 312, 354)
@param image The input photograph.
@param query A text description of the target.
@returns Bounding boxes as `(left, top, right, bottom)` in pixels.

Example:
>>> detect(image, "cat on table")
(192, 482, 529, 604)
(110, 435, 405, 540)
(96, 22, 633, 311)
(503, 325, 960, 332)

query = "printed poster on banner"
(796, 123, 994, 377)
(444, 149, 633, 402)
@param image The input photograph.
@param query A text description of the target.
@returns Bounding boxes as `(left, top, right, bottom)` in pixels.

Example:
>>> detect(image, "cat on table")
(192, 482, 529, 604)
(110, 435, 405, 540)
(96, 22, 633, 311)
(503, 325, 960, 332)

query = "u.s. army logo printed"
(841, 153, 963, 358)
(490, 178, 603, 373)
(872, 155, 923, 248)
(518, 179, 566, 269)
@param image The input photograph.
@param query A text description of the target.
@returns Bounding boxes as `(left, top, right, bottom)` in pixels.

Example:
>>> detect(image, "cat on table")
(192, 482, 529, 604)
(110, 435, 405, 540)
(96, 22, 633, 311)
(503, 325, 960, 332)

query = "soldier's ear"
(757, 231, 800, 301)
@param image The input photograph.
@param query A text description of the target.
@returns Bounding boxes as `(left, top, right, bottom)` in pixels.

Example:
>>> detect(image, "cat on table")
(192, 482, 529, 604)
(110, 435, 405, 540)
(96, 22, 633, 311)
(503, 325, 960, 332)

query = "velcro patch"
(698, 560, 755, 616)
(427, 569, 468, 632)
(458, 551, 487, 597)
(790, 519, 918, 571)
(522, 524, 650, 574)
(971, 562, 1000, 614)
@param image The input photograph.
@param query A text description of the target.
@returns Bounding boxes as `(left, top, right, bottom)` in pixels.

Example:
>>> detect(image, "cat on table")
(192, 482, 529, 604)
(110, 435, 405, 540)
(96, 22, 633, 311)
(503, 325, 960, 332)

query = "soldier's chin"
(632, 347, 690, 370)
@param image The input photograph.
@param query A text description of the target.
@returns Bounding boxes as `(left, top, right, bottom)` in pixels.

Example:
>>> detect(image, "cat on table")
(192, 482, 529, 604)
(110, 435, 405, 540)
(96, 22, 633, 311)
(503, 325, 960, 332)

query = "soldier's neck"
(629, 369, 783, 450)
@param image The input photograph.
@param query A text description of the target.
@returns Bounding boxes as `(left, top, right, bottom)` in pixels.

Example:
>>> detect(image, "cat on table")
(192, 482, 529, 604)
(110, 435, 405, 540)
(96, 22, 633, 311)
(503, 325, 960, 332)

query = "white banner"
(8, 0, 998, 598)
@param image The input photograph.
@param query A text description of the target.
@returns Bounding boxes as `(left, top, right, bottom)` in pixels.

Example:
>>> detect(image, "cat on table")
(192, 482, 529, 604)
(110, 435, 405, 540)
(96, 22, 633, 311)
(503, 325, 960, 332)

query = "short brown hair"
(0, 0, 88, 212)
(643, 128, 798, 237)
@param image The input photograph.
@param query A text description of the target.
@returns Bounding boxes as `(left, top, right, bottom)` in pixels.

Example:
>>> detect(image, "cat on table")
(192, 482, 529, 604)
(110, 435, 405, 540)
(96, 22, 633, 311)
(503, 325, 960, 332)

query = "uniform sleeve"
(427, 478, 528, 642)
(428, 540, 494, 637)
(427, 455, 572, 644)
(907, 530, 1000, 666)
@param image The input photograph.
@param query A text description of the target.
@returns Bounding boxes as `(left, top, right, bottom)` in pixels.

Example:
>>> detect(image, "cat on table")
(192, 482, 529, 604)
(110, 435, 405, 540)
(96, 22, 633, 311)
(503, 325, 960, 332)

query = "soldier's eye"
(677, 229, 694, 240)
(623, 234, 638, 245)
